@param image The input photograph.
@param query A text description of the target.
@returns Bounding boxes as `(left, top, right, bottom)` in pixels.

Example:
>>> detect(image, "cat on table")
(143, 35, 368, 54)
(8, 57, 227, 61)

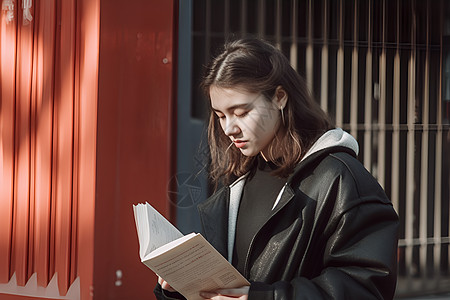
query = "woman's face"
(210, 86, 282, 158)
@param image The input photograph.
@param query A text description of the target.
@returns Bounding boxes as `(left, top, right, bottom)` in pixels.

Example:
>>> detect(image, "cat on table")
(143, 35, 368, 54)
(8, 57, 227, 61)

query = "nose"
(223, 118, 241, 136)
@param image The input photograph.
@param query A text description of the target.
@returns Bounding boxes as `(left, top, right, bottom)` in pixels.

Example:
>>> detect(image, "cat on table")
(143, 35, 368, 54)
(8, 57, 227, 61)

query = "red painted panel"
(12, 10, 34, 287)
(95, 0, 176, 299)
(77, 0, 100, 299)
(33, 0, 56, 288)
(53, 0, 76, 295)
(0, 10, 17, 284)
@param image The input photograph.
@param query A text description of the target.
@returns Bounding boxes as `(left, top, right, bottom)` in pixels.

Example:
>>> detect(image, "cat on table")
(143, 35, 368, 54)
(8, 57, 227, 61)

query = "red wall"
(94, 0, 177, 299)
(0, 0, 176, 299)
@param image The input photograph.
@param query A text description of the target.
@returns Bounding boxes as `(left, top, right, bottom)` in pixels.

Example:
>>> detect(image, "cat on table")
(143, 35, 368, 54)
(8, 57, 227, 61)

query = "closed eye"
(235, 111, 249, 118)
(215, 112, 225, 119)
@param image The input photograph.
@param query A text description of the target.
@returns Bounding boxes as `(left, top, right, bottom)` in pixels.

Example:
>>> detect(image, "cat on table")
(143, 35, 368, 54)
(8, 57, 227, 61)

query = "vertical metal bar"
(257, 0, 265, 38)
(419, 1, 430, 283)
(336, 0, 344, 127)
(434, 120, 443, 283)
(240, 0, 247, 37)
(275, 0, 282, 49)
(350, 0, 359, 138)
(224, 0, 230, 38)
(434, 0, 443, 285)
(377, 0, 386, 188)
(405, 0, 417, 280)
(205, 0, 211, 61)
(290, 0, 298, 70)
(306, 0, 313, 90)
(320, 0, 329, 112)
(363, 0, 373, 171)
(391, 0, 401, 214)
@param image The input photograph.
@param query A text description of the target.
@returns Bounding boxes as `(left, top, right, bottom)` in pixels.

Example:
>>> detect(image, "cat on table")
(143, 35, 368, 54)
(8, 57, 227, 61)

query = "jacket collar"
(224, 174, 295, 262)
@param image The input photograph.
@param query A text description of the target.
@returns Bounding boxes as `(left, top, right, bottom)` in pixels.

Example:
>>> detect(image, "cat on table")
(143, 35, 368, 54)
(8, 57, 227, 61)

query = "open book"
(133, 202, 249, 300)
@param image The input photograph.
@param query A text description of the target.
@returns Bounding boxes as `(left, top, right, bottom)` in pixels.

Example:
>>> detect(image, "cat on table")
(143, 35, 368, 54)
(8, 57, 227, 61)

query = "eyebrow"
(212, 103, 251, 113)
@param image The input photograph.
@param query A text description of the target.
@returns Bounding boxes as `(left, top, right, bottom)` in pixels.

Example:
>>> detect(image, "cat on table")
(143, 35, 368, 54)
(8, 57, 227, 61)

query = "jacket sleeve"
(248, 201, 399, 300)
(154, 283, 186, 300)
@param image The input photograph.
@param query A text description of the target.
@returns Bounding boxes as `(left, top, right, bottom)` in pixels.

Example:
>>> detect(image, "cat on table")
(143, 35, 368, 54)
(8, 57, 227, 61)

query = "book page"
(146, 233, 196, 260)
(144, 234, 249, 300)
(133, 203, 183, 260)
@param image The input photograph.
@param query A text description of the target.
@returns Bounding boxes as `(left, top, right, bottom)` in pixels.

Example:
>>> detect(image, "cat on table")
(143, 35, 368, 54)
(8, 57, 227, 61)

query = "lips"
(234, 140, 247, 148)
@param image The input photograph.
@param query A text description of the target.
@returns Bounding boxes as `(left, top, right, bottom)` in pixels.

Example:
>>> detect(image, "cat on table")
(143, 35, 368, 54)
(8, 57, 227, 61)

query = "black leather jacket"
(155, 147, 399, 300)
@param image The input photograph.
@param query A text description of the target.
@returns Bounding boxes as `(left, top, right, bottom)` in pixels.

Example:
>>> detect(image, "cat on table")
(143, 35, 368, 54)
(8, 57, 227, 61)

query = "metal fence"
(188, 0, 450, 296)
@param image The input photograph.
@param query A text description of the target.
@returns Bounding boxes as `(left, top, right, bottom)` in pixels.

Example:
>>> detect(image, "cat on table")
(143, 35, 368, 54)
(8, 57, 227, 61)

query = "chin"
(239, 148, 260, 157)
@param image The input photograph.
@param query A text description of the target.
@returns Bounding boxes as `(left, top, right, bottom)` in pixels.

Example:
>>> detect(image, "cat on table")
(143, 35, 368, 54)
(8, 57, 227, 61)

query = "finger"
(199, 291, 218, 299)
(158, 277, 176, 292)
(161, 281, 175, 292)
(216, 286, 250, 296)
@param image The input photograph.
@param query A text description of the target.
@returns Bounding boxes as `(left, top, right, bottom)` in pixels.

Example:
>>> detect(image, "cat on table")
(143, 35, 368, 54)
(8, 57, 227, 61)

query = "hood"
(301, 128, 359, 162)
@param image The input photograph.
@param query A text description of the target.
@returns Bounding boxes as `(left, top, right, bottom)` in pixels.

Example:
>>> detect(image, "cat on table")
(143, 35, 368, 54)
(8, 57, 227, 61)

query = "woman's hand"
(158, 276, 176, 292)
(199, 286, 249, 300)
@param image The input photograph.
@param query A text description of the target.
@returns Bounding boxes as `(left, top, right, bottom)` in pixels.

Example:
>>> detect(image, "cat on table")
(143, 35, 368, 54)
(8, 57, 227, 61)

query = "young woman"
(155, 38, 399, 300)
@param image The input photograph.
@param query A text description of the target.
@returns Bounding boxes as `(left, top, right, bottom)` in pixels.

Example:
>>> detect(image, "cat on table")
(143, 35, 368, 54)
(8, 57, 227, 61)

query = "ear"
(273, 86, 288, 109)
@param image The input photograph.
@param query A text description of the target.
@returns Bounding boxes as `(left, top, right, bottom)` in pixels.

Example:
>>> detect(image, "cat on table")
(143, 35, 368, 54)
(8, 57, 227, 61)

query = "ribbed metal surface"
(0, 0, 100, 297)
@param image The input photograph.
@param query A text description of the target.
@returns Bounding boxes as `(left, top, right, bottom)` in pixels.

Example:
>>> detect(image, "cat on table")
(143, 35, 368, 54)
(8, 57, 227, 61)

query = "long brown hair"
(202, 38, 333, 186)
